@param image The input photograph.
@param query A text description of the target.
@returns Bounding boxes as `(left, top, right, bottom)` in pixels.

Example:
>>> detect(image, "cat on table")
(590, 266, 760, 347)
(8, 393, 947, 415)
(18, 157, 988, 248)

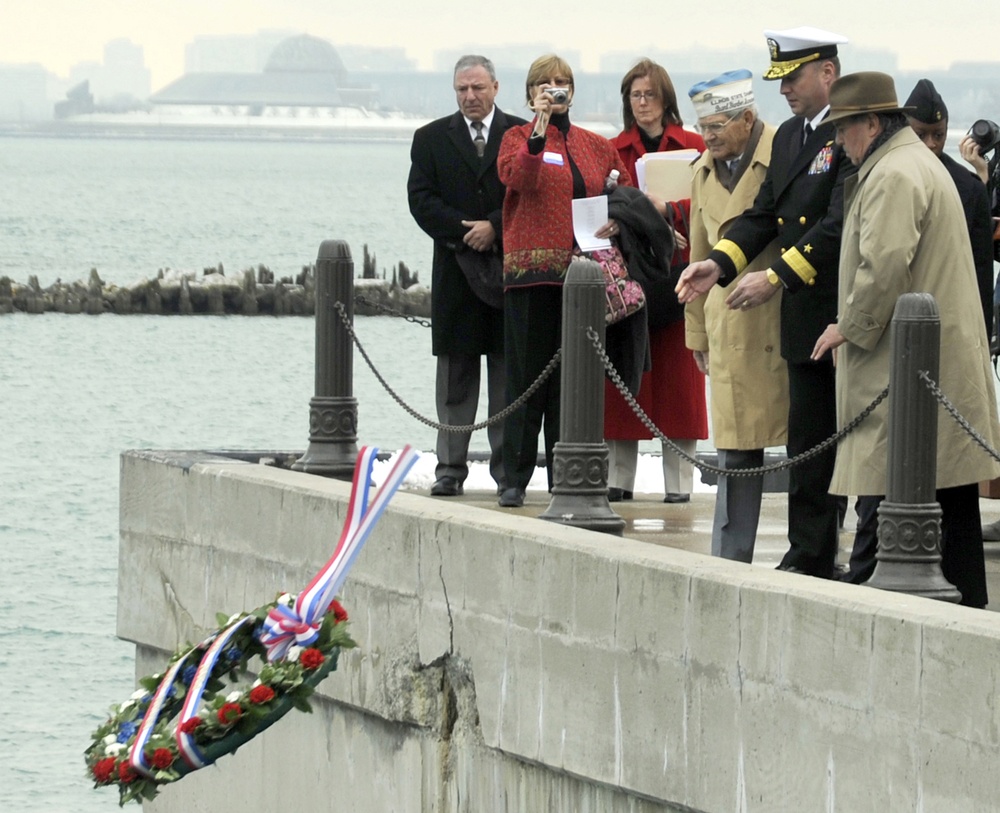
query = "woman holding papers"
(604, 58, 708, 504)
(496, 53, 630, 508)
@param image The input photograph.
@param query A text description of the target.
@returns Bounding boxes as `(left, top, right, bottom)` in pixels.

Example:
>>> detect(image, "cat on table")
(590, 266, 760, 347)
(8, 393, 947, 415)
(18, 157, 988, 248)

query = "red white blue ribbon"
(174, 616, 255, 769)
(259, 445, 418, 661)
(128, 644, 201, 778)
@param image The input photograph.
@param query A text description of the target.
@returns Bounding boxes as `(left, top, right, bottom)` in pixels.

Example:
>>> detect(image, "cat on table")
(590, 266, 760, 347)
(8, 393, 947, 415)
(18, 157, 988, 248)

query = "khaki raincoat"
(686, 123, 789, 450)
(831, 127, 1000, 495)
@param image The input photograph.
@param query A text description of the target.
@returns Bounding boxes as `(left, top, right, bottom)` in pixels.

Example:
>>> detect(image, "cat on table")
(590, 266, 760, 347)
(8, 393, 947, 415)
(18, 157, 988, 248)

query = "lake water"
(0, 134, 467, 812)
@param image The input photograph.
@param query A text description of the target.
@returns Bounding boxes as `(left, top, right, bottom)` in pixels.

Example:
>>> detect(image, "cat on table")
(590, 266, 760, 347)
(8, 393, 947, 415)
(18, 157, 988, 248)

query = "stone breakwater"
(0, 266, 431, 317)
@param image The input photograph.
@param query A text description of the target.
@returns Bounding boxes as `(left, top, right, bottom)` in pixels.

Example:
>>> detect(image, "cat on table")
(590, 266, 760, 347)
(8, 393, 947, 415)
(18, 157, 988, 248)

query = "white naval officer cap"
(762, 26, 849, 80)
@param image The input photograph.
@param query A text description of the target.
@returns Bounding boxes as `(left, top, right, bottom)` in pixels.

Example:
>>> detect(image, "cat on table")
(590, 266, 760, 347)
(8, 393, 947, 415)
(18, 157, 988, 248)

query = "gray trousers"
(711, 448, 765, 563)
(606, 438, 697, 494)
(435, 352, 505, 488)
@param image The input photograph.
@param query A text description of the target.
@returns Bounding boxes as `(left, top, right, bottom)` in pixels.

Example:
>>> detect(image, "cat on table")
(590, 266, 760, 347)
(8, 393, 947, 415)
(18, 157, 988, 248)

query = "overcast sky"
(4, 0, 996, 89)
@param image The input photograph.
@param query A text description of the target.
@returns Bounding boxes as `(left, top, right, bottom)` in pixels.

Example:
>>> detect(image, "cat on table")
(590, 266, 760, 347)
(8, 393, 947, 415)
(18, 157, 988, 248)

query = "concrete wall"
(119, 450, 1000, 813)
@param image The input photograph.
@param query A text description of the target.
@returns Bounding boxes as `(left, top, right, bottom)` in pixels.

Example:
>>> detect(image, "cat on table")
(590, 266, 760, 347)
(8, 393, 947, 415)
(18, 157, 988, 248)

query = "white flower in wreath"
(131, 688, 149, 700)
(226, 690, 243, 703)
(103, 734, 118, 746)
(227, 612, 242, 625)
(285, 645, 302, 662)
(105, 742, 126, 757)
(278, 593, 295, 607)
(119, 700, 135, 713)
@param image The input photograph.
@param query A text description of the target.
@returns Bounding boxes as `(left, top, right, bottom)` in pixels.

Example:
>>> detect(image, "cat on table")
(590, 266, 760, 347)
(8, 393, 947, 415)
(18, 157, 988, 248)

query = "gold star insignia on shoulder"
(803, 244, 813, 253)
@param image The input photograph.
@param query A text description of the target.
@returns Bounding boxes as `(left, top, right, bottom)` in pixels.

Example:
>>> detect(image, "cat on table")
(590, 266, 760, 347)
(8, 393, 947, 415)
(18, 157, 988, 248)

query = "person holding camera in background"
(959, 115, 1000, 541)
(495, 54, 631, 508)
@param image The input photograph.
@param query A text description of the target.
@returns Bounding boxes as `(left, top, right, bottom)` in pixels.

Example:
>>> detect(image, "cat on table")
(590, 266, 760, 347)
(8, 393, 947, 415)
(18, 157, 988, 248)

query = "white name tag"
(543, 151, 564, 166)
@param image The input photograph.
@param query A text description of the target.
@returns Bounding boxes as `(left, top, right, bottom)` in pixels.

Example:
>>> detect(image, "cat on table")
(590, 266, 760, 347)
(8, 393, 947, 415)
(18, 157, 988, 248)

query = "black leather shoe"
(498, 487, 525, 508)
(430, 476, 463, 497)
(607, 488, 633, 502)
(776, 564, 807, 574)
(663, 493, 690, 504)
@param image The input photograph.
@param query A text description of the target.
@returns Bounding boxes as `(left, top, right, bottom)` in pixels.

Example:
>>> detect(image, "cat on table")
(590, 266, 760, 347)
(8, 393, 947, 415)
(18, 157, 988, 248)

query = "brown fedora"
(825, 72, 915, 124)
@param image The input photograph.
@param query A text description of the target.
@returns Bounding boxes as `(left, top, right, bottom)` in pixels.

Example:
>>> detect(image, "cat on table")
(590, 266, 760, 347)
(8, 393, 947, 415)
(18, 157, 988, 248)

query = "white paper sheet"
(572, 195, 611, 252)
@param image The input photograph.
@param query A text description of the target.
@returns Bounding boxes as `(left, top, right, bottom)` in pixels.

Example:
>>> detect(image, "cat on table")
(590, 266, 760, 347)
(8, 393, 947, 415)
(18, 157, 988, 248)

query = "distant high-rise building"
(67, 38, 150, 104)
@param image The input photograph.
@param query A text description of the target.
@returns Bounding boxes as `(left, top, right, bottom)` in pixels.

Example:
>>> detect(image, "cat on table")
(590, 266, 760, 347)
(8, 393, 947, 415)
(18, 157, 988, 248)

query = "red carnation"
(151, 748, 174, 770)
(249, 684, 276, 704)
(178, 716, 202, 735)
(329, 600, 348, 623)
(217, 702, 243, 725)
(118, 760, 138, 784)
(300, 647, 326, 670)
(92, 757, 117, 784)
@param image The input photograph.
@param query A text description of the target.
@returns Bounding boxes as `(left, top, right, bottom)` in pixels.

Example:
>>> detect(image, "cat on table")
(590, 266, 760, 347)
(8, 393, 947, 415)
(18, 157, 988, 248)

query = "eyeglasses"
(694, 115, 740, 135)
(629, 91, 658, 103)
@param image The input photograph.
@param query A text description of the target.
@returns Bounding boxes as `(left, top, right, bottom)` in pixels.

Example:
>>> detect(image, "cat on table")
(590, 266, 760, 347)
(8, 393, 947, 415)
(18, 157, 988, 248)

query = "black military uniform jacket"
(939, 152, 994, 338)
(708, 116, 856, 363)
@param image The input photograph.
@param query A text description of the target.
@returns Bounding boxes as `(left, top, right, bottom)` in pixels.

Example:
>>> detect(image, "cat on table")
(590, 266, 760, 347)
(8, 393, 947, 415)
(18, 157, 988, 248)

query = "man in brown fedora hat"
(811, 71, 1000, 606)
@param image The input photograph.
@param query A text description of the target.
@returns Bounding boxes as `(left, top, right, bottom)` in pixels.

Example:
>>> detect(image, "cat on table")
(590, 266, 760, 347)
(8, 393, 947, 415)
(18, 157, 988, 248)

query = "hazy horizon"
(5, 0, 998, 91)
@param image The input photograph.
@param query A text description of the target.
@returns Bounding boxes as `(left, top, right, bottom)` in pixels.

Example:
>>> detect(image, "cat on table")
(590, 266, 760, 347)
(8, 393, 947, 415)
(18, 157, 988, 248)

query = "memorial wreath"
(85, 445, 418, 806)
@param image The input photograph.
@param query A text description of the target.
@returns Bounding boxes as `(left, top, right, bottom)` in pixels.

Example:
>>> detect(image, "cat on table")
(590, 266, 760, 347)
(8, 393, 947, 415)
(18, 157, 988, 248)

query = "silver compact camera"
(546, 87, 569, 104)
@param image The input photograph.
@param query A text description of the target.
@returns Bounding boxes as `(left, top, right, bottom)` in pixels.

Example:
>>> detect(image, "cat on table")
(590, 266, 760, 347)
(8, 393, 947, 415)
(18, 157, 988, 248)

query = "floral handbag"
(576, 245, 646, 324)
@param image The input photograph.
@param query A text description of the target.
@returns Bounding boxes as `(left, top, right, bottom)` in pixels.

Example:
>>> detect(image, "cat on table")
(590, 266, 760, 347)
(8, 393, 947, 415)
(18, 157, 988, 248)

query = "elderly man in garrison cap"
(684, 70, 788, 564)
(677, 28, 855, 578)
(811, 72, 1000, 607)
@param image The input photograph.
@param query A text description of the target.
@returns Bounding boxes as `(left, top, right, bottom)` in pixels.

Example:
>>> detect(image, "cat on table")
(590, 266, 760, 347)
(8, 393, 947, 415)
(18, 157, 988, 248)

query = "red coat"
(604, 124, 708, 442)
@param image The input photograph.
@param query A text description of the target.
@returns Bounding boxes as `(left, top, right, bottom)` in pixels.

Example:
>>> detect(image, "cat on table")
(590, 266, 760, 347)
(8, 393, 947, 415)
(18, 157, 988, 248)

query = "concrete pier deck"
(447, 486, 1000, 612)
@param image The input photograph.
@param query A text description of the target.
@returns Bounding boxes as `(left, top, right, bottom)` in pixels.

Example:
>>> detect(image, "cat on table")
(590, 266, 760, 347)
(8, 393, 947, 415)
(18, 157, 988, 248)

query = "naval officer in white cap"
(676, 27, 855, 579)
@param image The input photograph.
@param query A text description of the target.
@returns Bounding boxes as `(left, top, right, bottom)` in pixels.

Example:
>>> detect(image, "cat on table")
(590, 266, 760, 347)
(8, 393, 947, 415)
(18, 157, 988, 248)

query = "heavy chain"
(919, 370, 1000, 464)
(587, 326, 888, 478)
(333, 301, 560, 432)
(353, 293, 432, 328)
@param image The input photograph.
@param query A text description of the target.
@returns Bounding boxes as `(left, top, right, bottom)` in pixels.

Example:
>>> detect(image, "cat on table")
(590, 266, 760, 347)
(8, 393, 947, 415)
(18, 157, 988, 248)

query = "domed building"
(149, 34, 376, 113)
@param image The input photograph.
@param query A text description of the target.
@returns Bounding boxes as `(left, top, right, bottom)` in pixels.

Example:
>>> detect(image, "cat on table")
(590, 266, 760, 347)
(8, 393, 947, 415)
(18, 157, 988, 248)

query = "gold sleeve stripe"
(783, 247, 817, 285)
(714, 239, 748, 273)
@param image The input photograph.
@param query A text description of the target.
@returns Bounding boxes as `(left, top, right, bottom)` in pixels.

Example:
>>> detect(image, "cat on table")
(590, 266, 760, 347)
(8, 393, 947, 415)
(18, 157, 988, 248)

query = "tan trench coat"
(831, 127, 1000, 495)
(686, 123, 789, 450)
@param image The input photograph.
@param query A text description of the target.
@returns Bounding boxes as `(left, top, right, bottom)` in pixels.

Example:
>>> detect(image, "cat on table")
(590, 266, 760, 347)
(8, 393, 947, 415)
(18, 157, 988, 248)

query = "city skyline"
(4, 0, 997, 91)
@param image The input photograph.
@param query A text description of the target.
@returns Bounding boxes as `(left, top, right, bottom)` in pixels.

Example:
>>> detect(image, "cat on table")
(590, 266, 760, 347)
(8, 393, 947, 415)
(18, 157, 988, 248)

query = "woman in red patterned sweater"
(496, 54, 631, 508)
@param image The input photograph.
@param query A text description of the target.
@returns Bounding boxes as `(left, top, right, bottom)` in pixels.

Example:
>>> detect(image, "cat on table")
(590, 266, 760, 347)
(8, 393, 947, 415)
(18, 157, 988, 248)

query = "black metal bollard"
(539, 259, 625, 535)
(292, 240, 359, 479)
(867, 293, 960, 601)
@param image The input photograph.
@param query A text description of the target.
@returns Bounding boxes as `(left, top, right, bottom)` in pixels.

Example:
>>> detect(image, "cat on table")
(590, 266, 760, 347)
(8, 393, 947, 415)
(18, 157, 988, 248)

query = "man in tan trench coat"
(813, 72, 1000, 607)
(685, 69, 788, 562)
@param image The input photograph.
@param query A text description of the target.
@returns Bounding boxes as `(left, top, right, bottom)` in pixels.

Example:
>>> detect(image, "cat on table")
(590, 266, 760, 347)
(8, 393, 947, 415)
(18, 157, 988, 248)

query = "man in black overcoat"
(407, 55, 526, 496)
(676, 27, 855, 578)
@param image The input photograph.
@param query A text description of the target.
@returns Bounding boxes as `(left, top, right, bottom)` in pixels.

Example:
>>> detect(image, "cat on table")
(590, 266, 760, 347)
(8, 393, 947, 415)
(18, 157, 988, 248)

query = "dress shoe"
(498, 487, 525, 508)
(430, 476, 463, 497)
(776, 564, 807, 574)
(663, 493, 690, 504)
(983, 518, 1000, 541)
(607, 487, 633, 503)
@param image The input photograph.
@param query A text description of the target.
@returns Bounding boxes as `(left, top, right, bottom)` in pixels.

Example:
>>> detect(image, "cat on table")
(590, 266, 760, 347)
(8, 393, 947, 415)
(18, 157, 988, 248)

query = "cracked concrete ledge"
(121, 450, 1000, 813)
